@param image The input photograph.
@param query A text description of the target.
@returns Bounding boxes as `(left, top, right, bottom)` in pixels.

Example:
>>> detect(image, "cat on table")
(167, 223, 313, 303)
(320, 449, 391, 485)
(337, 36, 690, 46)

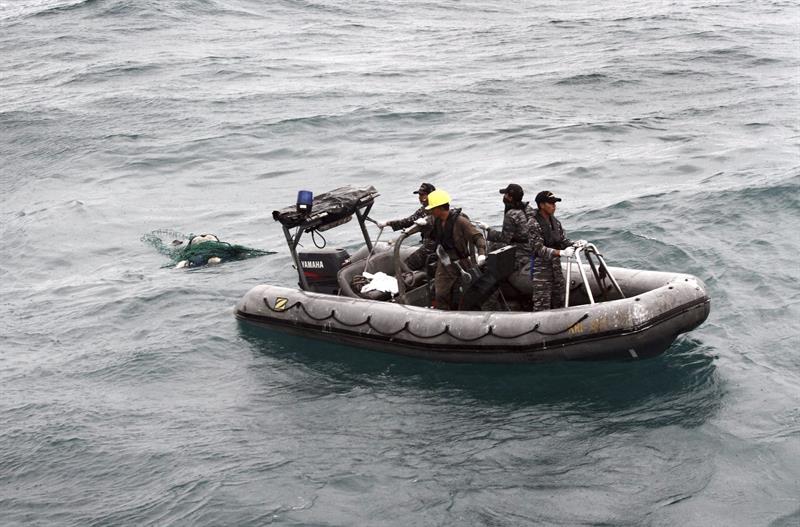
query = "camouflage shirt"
(487, 202, 536, 266)
(527, 210, 571, 267)
(386, 206, 427, 231)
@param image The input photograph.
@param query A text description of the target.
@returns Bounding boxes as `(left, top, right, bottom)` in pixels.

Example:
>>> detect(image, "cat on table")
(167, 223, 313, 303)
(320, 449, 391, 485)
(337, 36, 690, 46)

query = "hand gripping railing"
(563, 243, 625, 307)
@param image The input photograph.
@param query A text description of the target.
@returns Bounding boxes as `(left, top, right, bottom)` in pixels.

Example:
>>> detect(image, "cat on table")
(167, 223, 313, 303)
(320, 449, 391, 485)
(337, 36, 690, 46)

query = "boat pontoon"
(235, 185, 710, 362)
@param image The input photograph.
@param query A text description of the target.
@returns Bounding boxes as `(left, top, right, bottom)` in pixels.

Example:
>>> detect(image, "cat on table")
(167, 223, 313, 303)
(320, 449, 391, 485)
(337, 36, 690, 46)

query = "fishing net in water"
(141, 229, 273, 268)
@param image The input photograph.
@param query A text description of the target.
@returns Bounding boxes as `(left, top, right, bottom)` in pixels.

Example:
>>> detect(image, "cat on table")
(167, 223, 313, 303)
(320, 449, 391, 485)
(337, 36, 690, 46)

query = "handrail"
(563, 244, 625, 307)
(573, 250, 595, 305)
(393, 224, 422, 303)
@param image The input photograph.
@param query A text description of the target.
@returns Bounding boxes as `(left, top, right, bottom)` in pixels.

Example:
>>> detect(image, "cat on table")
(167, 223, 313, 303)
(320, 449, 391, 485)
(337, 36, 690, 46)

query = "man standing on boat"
(376, 182, 436, 271)
(425, 189, 487, 310)
(528, 191, 581, 311)
(476, 183, 537, 293)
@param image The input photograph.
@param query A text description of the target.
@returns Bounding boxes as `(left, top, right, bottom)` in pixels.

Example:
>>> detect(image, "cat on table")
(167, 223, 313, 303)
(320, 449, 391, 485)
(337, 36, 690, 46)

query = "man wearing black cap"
(528, 190, 575, 311)
(477, 184, 537, 287)
(376, 182, 436, 270)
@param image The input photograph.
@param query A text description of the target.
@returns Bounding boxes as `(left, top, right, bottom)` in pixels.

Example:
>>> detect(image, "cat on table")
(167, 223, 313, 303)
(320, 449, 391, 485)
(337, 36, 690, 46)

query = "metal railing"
(563, 243, 625, 307)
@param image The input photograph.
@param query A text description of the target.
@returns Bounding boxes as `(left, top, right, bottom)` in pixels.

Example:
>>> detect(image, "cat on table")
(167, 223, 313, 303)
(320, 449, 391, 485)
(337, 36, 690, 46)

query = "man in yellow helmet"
(424, 189, 487, 310)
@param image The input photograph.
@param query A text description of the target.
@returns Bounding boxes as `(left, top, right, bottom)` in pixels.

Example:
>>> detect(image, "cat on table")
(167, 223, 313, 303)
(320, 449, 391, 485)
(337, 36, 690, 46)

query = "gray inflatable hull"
(235, 266, 710, 363)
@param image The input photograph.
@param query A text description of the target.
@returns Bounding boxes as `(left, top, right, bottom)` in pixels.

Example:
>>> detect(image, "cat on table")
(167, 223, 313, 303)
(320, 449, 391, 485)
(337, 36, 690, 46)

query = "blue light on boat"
(296, 190, 313, 214)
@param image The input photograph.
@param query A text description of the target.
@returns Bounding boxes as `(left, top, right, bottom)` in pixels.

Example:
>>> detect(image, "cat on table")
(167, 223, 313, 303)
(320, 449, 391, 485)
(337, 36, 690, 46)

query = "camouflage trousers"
(531, 259, 566, 311)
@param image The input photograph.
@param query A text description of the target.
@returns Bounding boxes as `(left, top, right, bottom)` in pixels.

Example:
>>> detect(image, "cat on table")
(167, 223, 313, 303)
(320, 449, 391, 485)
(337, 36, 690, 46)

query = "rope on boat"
(532, 313, 590, 335)
(260, 297, 589, 341)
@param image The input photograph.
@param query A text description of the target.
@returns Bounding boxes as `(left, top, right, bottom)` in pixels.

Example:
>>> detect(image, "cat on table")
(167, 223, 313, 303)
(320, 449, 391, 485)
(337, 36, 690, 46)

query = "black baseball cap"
(535, 190, 562, 204)
(499, 183, 524, 201)
(413, 182, 436, 195)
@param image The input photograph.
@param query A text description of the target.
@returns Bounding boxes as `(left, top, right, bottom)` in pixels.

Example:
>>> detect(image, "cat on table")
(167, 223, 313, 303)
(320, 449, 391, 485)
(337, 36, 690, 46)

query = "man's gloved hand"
(376, 220, 388, 229)
(414, 217, 429, 227)
(560, 247, 575, 258)
(474, 221, 489, 230)
(573, 239, 588, 249)
(476, 254, 487, 266)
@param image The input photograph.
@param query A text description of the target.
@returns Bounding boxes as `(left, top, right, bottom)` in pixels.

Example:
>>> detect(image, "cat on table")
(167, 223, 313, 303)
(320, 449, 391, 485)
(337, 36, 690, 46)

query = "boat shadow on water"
(239, 324, 723, 429)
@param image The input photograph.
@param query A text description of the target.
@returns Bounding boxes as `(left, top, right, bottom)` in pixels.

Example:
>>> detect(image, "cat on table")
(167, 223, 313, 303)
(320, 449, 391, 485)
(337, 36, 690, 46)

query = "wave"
(529, 115, 671, 137)
(59, 61, 162, 86)
(577, 174, 799, 223)
(265, 108, 449, 132)
(658, 68, 714, 78)
(277, 0, 355, 16)
(0, 0, 264, 24)
(567, 173, 800, 275)
(555, 73, 613, 86)
(687, 46, 759, 64)
(87, 0, 264, 20)
(0, 0, 97, 21)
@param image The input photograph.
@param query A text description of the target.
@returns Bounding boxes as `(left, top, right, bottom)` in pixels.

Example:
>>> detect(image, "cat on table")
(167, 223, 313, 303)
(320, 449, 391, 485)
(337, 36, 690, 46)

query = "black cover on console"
(272, 185, 378, 229)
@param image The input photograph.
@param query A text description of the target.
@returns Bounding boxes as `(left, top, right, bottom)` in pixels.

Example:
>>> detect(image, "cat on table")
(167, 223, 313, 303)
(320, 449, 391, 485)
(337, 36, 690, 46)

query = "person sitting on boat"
(528, 191, 585, 311)
(475, 183, 537, 292)
(376, 182, 437, 271)
(424, 189, 487, 310)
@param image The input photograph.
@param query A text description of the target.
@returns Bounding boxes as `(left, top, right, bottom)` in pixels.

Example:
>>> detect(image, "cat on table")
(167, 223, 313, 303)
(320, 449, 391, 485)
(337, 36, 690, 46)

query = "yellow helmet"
(425, 189, 451, 210)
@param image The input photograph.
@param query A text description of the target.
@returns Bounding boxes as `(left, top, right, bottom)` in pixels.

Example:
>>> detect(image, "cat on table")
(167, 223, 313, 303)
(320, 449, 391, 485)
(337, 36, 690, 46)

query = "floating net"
(141, 229, 274, 268)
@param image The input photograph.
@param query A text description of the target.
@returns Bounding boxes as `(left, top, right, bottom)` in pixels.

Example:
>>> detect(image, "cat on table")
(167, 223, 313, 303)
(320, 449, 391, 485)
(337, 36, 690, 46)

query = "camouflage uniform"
(486, 202, 538, 295)
(486, 202, 537, 270)
(385, 206, 435, 270)
(527, 210, 572, 311)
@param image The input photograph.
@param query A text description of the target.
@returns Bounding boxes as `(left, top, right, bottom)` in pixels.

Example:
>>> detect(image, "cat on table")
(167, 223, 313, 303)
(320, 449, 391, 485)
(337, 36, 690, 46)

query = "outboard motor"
(297, 248, 350, 294)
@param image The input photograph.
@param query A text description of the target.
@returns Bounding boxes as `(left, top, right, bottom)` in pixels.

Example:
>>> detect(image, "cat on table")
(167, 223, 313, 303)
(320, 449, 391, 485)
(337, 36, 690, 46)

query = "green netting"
(141, 230, 274, 268)
(141, 229, 188, 258)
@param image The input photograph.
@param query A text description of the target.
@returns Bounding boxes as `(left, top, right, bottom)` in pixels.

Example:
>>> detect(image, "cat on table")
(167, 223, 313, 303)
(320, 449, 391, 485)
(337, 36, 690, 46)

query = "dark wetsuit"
(429, 209, 486, 310)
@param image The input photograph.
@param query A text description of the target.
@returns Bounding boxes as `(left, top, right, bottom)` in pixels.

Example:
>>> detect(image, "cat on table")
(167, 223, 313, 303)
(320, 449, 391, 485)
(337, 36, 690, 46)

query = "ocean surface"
(2, 0, 799, 525)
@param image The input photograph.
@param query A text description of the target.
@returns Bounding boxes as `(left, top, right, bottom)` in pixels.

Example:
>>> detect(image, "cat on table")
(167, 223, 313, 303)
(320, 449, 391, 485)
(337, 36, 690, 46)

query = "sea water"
(1, 1, 798, 524)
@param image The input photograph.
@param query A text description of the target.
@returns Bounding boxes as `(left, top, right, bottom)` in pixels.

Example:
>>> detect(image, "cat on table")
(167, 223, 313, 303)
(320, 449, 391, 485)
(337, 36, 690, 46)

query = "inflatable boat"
(235, 186, 710, 362)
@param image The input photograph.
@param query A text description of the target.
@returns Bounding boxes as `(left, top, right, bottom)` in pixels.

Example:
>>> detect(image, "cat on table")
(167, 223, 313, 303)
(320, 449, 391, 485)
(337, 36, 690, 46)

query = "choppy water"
(2, 0, 799, 525)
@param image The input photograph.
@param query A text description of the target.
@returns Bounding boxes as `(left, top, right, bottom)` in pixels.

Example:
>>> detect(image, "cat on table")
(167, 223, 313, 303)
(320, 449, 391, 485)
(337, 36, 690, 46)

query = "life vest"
(534, 211, 564, 249)
(433, 209, 467, 259)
